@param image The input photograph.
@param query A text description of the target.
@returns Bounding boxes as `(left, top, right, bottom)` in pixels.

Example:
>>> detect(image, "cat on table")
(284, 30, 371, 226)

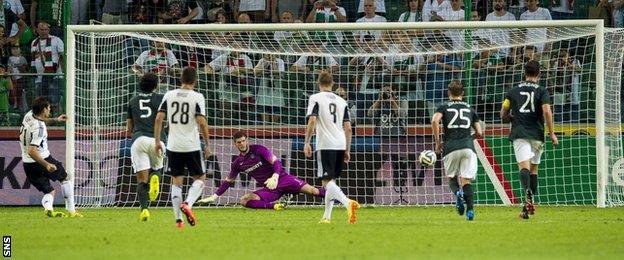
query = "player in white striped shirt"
(304, 71, 360, 224)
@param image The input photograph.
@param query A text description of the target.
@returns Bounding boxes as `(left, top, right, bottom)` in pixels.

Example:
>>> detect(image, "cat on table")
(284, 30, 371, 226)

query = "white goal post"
(65, 20, 623, 208)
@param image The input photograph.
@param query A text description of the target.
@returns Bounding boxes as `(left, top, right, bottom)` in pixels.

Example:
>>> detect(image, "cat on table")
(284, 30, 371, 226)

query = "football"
(419, 150, 437, 168)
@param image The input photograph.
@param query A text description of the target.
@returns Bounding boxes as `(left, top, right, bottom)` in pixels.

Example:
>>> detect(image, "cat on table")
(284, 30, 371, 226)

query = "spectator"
(300, 0, 318, 20)
(31, 21, 63, 114)
(132, 41, 180, 89)
(158, 0, 193, 24)
(0, 25, 9, 63)
(508, 0, 524, 18)
(485, 0, 516, 58)
(175, 0, 205, 24)
(234, 0, 274, 23)
(472, 45, 507, 121)
(354, 0, 387, 47)
(335, 85, 357, 129)
(424, 41, 462, 117)
(589, 0, 613, 27)
(72, 0, 89, 24)
(437, 0, 465, 51)
(519, 0, 552, 53)
(204, 50, 255, 125)
(471, 11, 489, 39)
(422, 0, 450, 22)
(357, 0, 386, 16)
(253, 53, 286, 124)
(8, 44, 27, 111)
(398, 0, 422, 22)
(0, 64, 11, 125)
(551, 0, 574, 20)
(367, 82, 408, 136)
(215, 9, 229, 23)
(306, 0, 347, 47)
(274, 11, 310, 54)
(549, 49, 582, 123)
(130, 0, 166, 24)
(102, 0, 129, 24)
(615, 0, 623, 27)
(4, 0, 25, 21)
(348, 36, 390, 97)
(277, 0, 302, 20)
(290, 43, 340, 74)
(31, 0, 65, 36)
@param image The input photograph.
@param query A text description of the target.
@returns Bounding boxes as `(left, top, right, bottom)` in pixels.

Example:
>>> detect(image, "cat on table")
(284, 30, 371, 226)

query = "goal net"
(66, 21, 624, 208)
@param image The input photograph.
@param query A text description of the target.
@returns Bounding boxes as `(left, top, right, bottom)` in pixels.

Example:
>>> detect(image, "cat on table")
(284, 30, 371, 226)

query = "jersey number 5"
(139, 99, 152, 118)
(446, 108, 471, 129)
(171, 101, 190, 124)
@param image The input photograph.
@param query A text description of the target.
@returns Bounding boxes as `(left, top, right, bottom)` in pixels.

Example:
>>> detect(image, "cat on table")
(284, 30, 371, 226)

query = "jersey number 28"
(171, 101, 190, 124)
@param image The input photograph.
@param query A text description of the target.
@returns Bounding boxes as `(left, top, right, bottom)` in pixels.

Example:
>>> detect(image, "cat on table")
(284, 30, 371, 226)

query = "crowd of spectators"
(0, 0, 622, 127)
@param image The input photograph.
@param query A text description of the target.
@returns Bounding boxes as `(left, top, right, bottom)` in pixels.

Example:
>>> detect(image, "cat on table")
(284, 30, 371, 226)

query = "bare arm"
(344, 121, 352, 154)
(154, 112, 165, 144)
(431, 112, 443, 154)
(305, 116, 316, 145)
(500, 99, 512, 123)
(472, 120, 483, 139)
(28, 146, 52, 169)
(30, 1, 38, 29)
(126, 119, 134, 135)
(542, 103, 558, 145)
(197, 115, 212, 158)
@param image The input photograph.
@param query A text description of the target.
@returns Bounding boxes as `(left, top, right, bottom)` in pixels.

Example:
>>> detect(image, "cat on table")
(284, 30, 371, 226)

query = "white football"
(419, 150, 437, 168)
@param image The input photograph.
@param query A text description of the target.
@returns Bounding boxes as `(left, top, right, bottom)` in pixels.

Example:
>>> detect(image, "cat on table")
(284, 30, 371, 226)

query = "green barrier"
(475, 137, 597, 205)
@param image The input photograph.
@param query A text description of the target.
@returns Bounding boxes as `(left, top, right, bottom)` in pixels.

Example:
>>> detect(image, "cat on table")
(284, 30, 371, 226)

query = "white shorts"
(512, 139, 544, 164)
(131, 136, 165, 173)
(443, 148, 478, 180)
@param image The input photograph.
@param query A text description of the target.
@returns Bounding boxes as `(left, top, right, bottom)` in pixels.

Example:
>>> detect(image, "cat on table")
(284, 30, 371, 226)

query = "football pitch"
(2, 206, 624, 259)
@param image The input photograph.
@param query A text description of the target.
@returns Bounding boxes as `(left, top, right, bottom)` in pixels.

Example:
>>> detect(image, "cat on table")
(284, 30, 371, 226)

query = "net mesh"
(69, 23, 624, 207)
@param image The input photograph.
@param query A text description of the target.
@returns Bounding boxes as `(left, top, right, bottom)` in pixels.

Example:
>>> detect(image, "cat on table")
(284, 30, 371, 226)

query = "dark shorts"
(316, 150, 345, 180)
(253, 174, 307, 203)
(166, 150, 205, 176)
(23, 156, 67, 194)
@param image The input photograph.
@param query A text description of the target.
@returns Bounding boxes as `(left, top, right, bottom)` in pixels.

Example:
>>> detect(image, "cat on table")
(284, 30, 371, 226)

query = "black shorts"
(23, 156, 67, 194)
(316, 150, 345, 180)
(166, 150, 205, 176)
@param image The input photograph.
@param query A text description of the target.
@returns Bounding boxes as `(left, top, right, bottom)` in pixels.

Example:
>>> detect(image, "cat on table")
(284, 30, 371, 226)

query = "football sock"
(171, 185, 183, 220)
(530, 174, 538, 195)
(245, 200, 274, 209)
(42, 193, 54, 211)
(185, 180, 205, 208)
(137, 182, 149, 210)
(326, 181, 349, 206)
(61, 180, 76, 213)
(462, 184, 474, 211)
(520, 168, 531, 193)
(317, 187, 326, 198)
(449, 177, 459, 194)
(323, 196, 335, 220)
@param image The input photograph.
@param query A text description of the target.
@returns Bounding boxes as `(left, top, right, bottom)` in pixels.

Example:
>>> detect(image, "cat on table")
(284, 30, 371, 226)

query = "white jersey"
(19, 111, 50, 163)
(306, 91, 349, 150)
(158, 88, 206, 152)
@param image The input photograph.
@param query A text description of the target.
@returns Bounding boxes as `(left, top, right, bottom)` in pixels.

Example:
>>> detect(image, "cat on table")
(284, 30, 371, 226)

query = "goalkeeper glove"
(197, 194, 218, 204)
(264, 173, 279, 190)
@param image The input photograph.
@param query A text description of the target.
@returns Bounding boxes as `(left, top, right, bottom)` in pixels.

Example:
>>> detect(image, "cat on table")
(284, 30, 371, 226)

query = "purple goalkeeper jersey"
(229, 145, 287, 184)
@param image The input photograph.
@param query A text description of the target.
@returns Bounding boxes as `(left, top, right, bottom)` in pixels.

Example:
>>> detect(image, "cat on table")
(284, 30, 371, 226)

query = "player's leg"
(47, 156, 81, 217)
(513, 139, 534, 219)
(317, 150, 335, 222)
(131, 137, 151, 220)
(526, 140, 544, 215)
(299, 183, 326, 198)
(183, 151, 206, 208)
(167, 151, 186, 228)
(24, 162, 66, 217)
(147, 139, 165, 202)
(444, 151, 464, 216)
(179, 151, 206, 227)
(460, 149, 478, 221)
(241, 191, 282, 210)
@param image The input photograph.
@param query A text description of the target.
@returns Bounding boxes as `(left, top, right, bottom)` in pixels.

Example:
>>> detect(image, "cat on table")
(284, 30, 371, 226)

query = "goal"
(66, 21, 624, 208)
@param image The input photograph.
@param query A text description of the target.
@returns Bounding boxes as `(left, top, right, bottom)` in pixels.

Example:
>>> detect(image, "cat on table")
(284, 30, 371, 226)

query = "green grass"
(2, 206, 624, 259)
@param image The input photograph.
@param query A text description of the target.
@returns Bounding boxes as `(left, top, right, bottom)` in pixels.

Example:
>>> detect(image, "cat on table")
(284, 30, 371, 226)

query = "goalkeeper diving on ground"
(198, 130, 326, 210)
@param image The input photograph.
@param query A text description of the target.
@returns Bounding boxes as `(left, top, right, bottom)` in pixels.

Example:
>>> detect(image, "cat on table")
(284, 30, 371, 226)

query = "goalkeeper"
(199, 131, 326, 210)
